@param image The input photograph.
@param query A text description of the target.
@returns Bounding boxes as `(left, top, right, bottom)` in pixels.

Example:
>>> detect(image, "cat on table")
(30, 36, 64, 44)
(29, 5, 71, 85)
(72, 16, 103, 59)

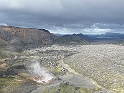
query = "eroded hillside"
(0, 26, 57, 45)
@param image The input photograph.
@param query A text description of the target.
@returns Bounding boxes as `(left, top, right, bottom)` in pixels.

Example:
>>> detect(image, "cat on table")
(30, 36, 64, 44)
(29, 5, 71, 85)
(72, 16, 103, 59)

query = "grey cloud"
(0, 0, 124, 34)
(91, 23, 124, 29)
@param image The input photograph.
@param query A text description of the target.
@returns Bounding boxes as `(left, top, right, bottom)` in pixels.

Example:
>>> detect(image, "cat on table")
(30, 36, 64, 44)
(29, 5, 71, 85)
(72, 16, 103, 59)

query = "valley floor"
(0, 44, 124, 93)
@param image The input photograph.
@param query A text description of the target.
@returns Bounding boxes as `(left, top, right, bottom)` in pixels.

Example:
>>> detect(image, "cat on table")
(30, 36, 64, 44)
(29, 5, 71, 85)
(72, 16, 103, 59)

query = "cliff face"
(0, 26, 57, 45)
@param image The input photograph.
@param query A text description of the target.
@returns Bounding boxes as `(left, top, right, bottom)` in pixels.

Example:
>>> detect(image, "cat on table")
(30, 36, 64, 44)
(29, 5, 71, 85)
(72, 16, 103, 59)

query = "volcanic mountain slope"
(0, 26, 90, 46)
(0, 28, 10, 46)
(0, 26, 57, 46)
(0, 37, 8, 46)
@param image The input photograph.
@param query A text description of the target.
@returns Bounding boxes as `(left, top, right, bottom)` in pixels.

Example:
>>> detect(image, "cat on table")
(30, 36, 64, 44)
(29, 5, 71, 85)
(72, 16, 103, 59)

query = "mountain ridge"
(0, 26, 90, 46)
(0, 26, 57, 46)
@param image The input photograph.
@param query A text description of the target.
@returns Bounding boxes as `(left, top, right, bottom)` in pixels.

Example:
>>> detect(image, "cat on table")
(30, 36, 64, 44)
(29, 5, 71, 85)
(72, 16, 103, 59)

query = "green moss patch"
(0, 77, 21, 93)
(43, 82, 92, 93)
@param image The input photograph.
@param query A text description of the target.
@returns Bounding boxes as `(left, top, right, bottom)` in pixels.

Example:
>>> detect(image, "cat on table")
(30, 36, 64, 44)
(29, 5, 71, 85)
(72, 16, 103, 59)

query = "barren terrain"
(0, 44, 124, 93)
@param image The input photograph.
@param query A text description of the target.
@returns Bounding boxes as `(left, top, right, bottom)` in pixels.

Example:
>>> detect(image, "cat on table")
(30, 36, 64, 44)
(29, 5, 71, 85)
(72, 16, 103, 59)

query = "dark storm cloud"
(0, 0, 124, 34)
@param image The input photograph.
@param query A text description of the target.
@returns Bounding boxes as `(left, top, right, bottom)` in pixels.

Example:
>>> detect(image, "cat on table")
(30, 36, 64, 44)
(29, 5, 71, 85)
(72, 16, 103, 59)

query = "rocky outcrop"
(0, 26, 57, 45)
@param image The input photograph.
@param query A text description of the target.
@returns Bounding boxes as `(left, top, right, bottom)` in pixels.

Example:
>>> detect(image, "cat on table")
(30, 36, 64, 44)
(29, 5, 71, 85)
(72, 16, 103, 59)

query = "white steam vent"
(30, 61, 55, 84)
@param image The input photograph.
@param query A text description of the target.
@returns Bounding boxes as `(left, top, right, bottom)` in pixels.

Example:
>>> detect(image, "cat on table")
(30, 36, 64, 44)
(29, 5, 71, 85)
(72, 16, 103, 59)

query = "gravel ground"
(5, 44, 124, 93)
(61, 44, 124, 93)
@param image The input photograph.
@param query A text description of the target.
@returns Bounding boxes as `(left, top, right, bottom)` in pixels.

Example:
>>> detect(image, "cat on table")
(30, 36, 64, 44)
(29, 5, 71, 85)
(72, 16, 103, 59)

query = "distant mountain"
(0, 26, 57, 46)
(101, 32, 124, 39)
(87, 32, 124, 44)
(54, 33, 89, 44)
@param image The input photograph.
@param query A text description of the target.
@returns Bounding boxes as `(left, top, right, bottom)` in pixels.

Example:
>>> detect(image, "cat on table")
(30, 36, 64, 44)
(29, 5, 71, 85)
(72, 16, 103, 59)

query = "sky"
(0, 0, 124, 34)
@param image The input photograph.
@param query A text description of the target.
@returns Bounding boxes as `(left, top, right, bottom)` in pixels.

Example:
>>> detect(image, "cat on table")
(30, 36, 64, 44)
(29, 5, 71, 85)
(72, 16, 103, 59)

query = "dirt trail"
(57, 59, 114, 93)
(58, 60, 101, 88)
(58, 60, 79, 74)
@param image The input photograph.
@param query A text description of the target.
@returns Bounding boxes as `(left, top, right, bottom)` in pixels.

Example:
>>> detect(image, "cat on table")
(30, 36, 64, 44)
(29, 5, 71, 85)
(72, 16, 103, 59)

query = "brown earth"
(0, 26, 57, 45)
(0, 63, 7, 69)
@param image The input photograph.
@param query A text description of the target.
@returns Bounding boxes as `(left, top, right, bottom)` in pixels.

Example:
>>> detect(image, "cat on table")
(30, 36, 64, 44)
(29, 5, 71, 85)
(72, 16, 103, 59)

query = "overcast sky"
(0, 0, 124, 34)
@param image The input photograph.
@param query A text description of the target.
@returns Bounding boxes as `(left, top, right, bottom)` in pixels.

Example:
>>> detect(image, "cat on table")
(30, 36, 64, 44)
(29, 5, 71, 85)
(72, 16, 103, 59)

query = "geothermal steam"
(31, 61, 55, 83)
